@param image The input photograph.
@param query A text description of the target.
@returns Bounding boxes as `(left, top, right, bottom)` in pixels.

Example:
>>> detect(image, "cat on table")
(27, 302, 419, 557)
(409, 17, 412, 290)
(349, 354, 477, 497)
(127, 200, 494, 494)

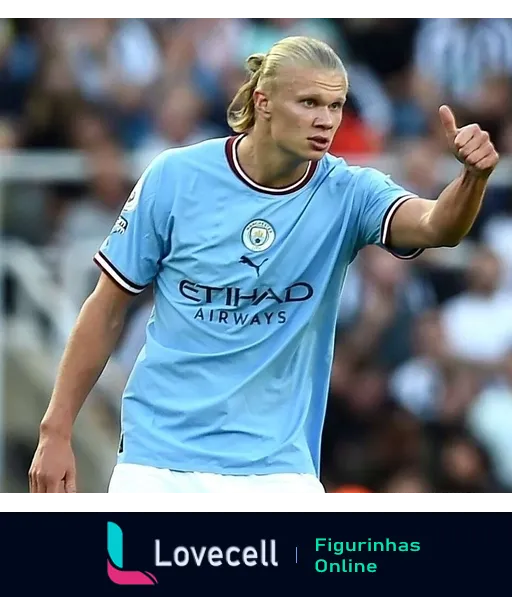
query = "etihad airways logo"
(179, 279, 314, 326)
(107, 522, 278, 585)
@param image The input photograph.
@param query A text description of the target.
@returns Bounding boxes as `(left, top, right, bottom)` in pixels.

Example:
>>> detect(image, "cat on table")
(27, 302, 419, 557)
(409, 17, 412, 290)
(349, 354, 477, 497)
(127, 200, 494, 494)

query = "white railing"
(1, 149, 512, 491)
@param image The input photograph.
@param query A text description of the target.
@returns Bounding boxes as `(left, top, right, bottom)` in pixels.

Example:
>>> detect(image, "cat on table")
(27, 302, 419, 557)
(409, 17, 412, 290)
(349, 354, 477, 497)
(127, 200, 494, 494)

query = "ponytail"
(226, 53, 265, 133)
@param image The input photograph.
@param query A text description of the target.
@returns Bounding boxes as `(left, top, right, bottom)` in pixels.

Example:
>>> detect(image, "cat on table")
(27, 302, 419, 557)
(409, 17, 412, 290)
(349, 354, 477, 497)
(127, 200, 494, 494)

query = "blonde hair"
(227, 36, 347, 133)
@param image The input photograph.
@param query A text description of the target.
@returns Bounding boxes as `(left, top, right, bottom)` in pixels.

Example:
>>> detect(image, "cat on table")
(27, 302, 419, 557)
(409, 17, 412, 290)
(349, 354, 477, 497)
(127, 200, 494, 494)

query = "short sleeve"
(93, 151, 171, 295)
(358, 168, 424, 260)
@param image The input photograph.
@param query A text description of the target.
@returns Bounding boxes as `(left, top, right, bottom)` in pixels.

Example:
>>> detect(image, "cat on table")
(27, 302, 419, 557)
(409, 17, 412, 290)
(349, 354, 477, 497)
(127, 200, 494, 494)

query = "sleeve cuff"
(93, 251, 148, 295)
(380, 195, 425, 260)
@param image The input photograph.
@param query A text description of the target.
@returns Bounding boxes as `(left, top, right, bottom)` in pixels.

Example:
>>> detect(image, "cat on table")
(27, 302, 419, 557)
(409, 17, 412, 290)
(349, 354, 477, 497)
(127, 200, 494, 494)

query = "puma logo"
(239, 255, 268, 277)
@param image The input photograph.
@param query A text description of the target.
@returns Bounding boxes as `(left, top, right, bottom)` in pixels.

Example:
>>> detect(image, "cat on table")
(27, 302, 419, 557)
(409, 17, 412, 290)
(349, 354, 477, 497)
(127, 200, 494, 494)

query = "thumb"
(65, 468, 77, 493)
(439, 104, 458, 138)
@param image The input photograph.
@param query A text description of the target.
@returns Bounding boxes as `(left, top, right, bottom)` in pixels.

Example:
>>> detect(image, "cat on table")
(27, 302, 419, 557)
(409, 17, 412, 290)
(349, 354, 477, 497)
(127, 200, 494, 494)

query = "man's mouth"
(308, 136, 330, 149)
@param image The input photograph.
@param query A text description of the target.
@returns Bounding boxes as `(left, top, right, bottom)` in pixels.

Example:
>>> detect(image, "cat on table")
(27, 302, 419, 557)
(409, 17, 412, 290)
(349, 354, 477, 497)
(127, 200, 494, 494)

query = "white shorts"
(108, 463, 325, 493)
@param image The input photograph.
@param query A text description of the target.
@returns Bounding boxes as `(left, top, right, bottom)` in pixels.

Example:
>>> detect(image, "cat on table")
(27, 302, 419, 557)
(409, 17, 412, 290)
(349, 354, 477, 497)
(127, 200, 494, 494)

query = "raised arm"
(388, 105, 499, 249)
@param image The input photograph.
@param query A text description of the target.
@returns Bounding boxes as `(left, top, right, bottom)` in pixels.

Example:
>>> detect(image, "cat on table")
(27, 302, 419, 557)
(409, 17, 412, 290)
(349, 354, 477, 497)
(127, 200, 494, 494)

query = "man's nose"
(314, 108, 334, 129)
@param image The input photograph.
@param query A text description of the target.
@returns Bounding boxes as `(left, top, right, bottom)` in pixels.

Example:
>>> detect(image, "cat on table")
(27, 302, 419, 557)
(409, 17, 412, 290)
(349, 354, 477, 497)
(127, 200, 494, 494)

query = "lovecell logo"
(107, 522, 158, 585)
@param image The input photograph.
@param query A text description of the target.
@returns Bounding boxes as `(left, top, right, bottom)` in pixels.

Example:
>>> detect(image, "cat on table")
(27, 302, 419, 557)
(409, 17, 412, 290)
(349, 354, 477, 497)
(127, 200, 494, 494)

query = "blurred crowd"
(2, 18, 512, 492)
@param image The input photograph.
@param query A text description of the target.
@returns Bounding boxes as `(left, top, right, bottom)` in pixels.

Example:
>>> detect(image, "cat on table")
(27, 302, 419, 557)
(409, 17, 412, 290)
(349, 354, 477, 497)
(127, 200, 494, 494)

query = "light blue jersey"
(94, 135, 422, 477)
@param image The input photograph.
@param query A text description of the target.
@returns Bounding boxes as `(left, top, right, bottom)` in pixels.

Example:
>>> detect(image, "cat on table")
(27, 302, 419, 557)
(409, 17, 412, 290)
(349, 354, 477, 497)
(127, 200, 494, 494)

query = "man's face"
(256, 66, 347, 161)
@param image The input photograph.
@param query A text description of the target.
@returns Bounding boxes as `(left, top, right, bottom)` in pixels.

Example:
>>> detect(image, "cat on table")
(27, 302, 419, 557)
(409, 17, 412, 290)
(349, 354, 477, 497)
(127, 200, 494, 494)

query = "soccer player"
(29, 36, 499, 493)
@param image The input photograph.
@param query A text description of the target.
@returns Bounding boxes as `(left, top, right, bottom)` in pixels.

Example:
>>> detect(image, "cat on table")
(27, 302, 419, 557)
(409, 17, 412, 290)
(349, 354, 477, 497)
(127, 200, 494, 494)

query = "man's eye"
(301, 99, 316, 108)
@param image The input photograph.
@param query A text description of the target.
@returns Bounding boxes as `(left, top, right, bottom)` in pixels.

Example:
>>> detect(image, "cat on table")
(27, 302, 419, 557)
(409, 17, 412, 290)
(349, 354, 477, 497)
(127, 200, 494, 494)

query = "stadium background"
(1, 18, 512, 493)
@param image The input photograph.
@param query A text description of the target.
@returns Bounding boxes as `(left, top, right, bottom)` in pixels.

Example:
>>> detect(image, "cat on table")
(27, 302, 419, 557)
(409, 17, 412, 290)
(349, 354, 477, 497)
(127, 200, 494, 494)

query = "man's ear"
(254, 89, 272, 121)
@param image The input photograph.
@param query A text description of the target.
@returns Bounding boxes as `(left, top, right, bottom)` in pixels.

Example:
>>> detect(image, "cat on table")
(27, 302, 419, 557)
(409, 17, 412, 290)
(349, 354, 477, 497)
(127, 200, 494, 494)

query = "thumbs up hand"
(439, 105, 499, 178)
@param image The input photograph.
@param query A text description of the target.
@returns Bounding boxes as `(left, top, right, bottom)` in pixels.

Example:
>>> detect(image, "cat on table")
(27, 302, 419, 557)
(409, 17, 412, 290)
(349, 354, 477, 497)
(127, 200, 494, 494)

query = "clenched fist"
(439, 104, 499, 178)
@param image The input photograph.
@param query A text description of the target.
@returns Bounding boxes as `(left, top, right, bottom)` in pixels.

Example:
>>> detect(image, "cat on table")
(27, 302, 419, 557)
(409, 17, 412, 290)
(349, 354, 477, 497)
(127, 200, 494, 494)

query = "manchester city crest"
(242, 220, 276, 252)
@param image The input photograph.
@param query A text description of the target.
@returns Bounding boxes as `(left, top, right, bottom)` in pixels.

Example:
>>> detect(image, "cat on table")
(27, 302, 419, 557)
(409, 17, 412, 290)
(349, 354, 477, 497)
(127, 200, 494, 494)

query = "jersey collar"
(225, 135, 317, 195)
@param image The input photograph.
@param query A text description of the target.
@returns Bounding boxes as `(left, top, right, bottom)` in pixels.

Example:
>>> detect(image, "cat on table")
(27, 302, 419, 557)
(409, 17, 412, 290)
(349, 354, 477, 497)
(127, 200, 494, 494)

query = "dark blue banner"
(3, 512, 508, 593)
